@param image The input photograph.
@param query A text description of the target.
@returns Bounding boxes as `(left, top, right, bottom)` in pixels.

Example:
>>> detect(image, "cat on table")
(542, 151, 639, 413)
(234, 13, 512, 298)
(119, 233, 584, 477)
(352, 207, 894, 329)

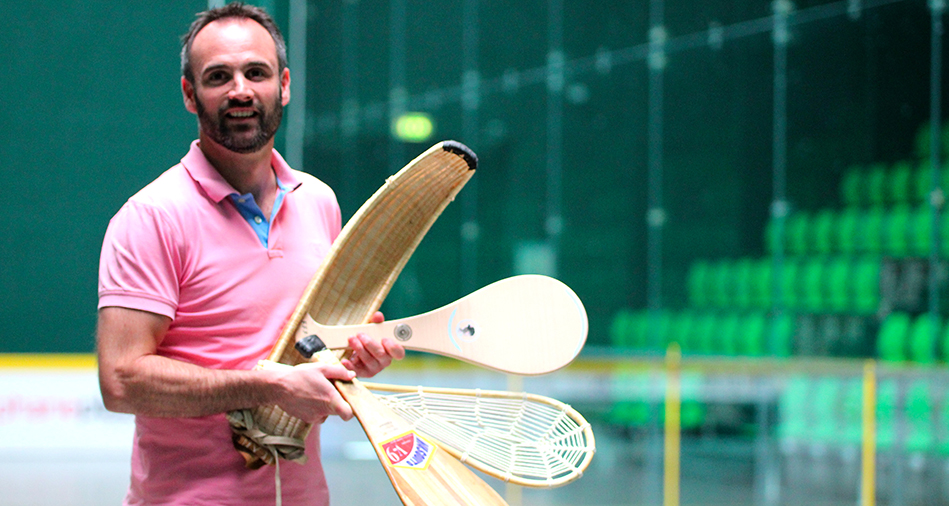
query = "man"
(96, 4, 404, 505)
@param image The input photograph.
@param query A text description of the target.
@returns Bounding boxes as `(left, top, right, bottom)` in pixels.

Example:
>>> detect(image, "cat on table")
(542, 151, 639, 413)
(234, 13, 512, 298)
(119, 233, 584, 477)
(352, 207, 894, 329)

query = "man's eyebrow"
(201, 60, 275, 75)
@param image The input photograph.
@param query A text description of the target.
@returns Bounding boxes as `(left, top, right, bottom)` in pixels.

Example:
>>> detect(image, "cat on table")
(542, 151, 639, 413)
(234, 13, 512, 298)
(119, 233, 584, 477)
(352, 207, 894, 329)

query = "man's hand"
(268, 362, 356, 422)
(340, 311, 406, 378)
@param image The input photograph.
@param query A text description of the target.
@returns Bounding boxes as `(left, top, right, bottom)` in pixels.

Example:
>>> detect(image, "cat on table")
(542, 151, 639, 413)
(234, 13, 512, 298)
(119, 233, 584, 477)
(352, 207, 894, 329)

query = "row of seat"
(687, 256, 880, 314)
(766, 205, 947, 258)
(877, 312, 949, 364)
(610, 309, 794, 357)
(839, 160, 945, 208)
(779, 375, 949, 454)
(912, 122, 949, 161)
(608, 372, 706, 430)
(840, 122, 949, 208)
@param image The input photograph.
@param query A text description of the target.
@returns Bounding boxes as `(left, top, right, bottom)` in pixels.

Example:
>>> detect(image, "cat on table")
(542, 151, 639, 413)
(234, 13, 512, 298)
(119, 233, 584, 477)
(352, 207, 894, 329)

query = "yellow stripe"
(0, 353, 97, 369)
(664, 343, 681, 506)
(861, 360, 877, 506)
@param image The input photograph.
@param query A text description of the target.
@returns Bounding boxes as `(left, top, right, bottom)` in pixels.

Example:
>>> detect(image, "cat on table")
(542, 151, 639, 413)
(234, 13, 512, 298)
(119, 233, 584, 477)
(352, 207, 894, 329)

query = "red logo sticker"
(380, 431, 436, 470)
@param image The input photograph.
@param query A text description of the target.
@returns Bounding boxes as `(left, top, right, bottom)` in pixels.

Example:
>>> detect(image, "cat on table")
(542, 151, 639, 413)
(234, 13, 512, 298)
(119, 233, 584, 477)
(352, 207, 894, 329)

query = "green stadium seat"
(852, 257, 881, 315)
(768, 312, 795, 356)
(718, 312, 742, 356)
(841, 378, 863, 446)
(709, 260, 736, 308)
(733, 258, 755, 309)
(625, 310, 649, 349)
(876, 379, 898, 451)
(764, 216, 787, 254)
(778, 376, 812, 445)
(826, 257, 852, 312)
(905, 379, 935, 454)
(887, 160, 914, 205)
(938, 389, 949, 456)
(858, 207, 885, 255)
(908, 313, 941, 364)
(877, 311, 911, 362)
(609, 309, 636, 348)
(667, 311, 696, 352)
(801, 258, 828, 312)
(776, 258, 802, 310)
(840, 165, 865, 207)
(680, 373, 706, 430)
(691, 312, 719, 355)
(646, 310, 672, 350)
(936, 210, 949, 258)
(786, 212, 812, 256)
(866, 163, 888, 207)
(687, 260, 712, 308)
(909, 206, 935, 257)
(811, 209, 836, 255)
(913, 160, 948, 204)
(812, 377, 842, 444)
(737, 312, 766, 356)
(609, 372, 651, 428)
(835, 207, 862, 255)
(750, 259, 773, 310)
(939, 321, 949, 362)
(881, 205, 912, 257)
(914, 122, 949, 160)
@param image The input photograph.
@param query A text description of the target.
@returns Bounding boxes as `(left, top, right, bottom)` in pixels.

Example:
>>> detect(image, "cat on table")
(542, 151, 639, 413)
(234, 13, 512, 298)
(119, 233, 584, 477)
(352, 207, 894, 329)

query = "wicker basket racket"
(227, 141, 476, 468)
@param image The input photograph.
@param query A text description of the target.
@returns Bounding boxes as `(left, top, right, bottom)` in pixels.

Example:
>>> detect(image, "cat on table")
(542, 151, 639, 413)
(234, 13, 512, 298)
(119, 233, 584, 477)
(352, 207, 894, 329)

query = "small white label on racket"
(379, 431, 436, 470)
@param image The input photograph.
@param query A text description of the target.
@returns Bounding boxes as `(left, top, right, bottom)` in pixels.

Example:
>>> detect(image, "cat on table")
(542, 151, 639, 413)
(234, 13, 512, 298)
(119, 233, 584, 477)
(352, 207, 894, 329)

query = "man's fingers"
(333, 397, 354, 421)
(382, 338, 406, 360)
(319, 363, 356, 381)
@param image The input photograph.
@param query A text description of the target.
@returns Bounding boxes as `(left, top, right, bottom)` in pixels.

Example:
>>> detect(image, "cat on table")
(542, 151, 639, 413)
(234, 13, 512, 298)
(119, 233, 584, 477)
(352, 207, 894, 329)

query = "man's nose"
(228, 75, 253, 102)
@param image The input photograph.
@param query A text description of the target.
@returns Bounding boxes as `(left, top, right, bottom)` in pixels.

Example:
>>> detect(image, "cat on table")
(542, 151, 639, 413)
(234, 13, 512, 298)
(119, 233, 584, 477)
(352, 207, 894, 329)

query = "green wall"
(2, 0, 943, 352)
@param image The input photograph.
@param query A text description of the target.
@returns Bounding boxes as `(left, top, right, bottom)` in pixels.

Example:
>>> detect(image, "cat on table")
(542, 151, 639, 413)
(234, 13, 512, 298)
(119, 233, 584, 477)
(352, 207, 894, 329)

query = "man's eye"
(247, 68, 266, 80)
(207, 71, 228, 84)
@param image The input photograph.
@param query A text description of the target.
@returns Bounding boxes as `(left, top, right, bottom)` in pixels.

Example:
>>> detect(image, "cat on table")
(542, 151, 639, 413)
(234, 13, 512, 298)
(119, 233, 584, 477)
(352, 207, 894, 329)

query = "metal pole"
(461, 0, 481, 294)
(646, 0, 666, 351)
(928, 0, 945, 327)
(285, 0, 307, 169)
(770, 0, 791, 357)
(340, 0, 360, 213)
(545, 0, 565, 276)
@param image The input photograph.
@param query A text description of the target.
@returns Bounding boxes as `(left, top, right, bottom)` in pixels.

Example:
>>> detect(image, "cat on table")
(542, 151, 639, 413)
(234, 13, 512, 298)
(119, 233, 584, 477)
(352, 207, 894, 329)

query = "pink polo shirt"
(99, 141, 341, 506)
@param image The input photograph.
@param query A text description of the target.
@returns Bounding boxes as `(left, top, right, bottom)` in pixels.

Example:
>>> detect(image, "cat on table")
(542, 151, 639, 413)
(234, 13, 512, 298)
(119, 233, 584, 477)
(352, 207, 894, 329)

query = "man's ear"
(281, 68, 291, 106)
(182, 77, 198, 114)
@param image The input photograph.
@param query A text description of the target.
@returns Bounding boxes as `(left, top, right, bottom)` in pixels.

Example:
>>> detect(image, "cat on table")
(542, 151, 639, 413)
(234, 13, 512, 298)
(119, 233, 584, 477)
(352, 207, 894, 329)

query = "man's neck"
(198, 133, 277, 216)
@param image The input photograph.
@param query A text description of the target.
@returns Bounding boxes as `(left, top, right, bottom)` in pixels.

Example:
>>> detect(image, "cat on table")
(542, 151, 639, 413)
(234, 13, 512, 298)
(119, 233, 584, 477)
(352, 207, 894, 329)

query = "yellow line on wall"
(861, 360, 877, 506)
(0, 354, 97, 369)
(664, 343, 681, 506)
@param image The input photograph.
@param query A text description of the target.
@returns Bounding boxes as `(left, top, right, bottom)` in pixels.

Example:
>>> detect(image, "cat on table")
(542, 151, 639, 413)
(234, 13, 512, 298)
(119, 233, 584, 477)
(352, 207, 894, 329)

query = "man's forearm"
(105, 354, 282, 418)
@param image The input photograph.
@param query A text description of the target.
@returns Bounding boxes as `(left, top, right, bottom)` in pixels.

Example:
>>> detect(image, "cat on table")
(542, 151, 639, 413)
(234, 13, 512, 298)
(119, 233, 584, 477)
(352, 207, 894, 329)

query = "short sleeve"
(98, 201, 182, 319)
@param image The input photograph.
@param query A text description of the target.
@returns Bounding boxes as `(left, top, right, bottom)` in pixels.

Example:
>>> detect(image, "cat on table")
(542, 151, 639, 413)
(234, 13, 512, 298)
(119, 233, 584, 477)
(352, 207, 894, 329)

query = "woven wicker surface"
(230, 141, 476, 466)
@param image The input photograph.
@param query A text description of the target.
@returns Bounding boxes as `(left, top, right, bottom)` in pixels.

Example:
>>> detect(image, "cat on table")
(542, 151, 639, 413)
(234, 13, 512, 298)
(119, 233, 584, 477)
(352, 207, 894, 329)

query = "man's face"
(183, 18, 290, 154)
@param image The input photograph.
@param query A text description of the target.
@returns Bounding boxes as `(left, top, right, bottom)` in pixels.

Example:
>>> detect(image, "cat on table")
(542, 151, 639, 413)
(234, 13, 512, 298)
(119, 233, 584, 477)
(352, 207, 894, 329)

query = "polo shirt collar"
(180, 140, 304, 203)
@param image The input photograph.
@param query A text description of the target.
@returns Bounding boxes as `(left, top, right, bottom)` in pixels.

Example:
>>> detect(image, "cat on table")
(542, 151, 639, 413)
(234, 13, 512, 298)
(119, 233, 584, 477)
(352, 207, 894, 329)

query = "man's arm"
(96, 306, 357, 422)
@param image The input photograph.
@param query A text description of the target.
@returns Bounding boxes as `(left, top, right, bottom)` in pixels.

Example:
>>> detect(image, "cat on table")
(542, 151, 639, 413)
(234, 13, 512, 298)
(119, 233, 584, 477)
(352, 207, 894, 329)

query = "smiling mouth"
(227, 111, 256, 119)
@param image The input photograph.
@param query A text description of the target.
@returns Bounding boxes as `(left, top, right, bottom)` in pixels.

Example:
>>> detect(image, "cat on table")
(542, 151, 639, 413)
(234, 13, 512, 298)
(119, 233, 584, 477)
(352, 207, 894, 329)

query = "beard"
(195, 90, 283, 154)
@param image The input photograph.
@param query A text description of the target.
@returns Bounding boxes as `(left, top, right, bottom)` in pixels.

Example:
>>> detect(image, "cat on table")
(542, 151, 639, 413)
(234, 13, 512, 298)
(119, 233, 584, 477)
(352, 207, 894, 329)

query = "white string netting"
(364, 384, 594, 487)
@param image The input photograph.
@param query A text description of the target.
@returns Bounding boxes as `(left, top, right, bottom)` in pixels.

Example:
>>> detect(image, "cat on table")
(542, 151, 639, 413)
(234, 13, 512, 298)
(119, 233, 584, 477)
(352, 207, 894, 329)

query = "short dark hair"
(180, 2, 287, 84)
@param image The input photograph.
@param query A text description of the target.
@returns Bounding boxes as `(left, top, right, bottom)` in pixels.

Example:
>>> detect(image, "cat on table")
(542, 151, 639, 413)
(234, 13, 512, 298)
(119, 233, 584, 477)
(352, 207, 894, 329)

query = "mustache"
(220, 98, 258, 113)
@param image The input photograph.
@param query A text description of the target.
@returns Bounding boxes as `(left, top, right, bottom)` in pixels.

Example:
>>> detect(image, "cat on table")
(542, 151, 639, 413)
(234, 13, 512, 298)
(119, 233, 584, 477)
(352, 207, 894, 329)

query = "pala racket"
(294, 275, 588, 375)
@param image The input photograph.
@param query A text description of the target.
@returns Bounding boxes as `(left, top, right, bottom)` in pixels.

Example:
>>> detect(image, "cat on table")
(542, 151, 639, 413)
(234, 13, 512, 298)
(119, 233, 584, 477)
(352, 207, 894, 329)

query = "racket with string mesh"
(361, 381, 596, 488)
